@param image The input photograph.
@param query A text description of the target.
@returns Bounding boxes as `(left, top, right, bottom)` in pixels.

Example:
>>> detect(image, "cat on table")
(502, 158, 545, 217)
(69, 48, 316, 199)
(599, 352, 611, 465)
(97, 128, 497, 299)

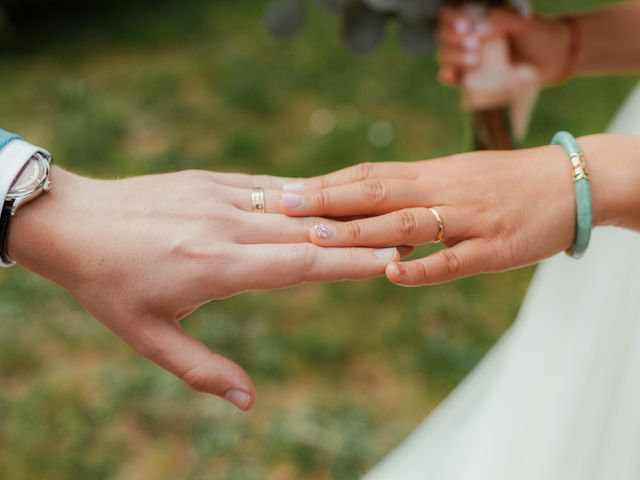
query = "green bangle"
(551, 131, 592, 259)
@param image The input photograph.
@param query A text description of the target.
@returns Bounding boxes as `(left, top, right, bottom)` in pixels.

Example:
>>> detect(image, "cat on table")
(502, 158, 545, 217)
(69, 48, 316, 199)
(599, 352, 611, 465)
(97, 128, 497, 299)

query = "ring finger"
(229, 186, 283, 214)
(308, 206, 462, 248)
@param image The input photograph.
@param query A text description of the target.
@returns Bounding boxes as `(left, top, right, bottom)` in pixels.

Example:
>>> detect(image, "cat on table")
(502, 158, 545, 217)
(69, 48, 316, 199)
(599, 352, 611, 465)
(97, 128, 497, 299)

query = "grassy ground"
(0, 0, 635, 478)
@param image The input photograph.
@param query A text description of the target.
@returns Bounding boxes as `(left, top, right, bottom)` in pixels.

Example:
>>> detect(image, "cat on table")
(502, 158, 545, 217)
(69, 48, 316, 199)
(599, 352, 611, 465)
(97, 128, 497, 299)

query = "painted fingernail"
(476, 20, 492, 36)
(283, 182, 307, 192)
(464, 53, 479, 65)
(389, 262, 407, 277)
(463, 35, 479, 50)
(374, 248, 398, 260)
(282, 193, 303, 208)
(224, 389, 252, 410)
(313, 223, 335, 239)
(454, 18, 471, 34)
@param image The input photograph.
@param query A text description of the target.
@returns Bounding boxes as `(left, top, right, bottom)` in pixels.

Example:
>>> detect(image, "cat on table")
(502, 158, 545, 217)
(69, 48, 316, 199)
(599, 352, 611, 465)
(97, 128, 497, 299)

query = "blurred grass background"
(0, 0, 635, 478)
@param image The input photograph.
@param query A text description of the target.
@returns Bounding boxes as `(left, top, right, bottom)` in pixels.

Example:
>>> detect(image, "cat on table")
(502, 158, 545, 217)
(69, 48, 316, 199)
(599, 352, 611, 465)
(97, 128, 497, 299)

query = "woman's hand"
(9, 167, 403, 410)
(280, 135, 640, 287)
(437, 6, 573, 86)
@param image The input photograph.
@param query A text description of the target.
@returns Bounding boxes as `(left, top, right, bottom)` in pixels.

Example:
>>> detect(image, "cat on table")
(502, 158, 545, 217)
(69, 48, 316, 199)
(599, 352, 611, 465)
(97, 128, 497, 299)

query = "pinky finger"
(386, 240, 488, 286)
(438, 66, 462, 86)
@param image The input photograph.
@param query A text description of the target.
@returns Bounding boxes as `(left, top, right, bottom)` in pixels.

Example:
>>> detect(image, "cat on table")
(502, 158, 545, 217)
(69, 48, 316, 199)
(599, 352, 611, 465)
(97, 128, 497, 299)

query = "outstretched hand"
(279, 136, 632, 286)
(9, 167, 406, 410)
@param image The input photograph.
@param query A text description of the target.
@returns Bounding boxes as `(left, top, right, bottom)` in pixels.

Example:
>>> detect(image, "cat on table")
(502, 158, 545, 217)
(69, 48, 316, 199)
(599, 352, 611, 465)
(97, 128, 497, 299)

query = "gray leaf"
(398, 0, 441, 22)
(266, 0, 305, 39)
(343, 2, 387, 55)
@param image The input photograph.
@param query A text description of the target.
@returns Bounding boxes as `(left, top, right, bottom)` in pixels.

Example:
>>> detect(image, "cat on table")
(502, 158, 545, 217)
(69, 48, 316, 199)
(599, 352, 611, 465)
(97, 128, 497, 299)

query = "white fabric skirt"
(364, 83, 640, 480)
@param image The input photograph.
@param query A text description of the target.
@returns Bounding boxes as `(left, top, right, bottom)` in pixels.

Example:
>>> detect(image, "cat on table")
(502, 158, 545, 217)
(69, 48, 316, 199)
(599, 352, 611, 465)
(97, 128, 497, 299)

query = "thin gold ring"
(428, 207, 445, 243)
(251, 187, 266, 213)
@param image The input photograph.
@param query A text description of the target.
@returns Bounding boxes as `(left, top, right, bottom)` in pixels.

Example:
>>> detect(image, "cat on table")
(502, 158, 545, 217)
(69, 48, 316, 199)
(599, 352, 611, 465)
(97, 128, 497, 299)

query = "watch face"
(9, 153, 48, 197)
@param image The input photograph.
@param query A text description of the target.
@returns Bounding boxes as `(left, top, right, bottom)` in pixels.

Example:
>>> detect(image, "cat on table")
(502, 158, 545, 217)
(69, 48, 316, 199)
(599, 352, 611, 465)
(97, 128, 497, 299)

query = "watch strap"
(0, 199, 15, 266)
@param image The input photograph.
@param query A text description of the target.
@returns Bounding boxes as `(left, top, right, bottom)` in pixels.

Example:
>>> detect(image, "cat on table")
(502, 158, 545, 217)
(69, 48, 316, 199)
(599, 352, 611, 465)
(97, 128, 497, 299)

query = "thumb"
(115, 313, 255, 411)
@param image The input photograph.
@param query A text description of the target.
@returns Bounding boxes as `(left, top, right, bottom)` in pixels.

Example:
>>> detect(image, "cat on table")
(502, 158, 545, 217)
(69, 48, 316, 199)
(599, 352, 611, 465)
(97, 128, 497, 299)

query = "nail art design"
(463, 35, 479, 50)
(454, 18, 471, 35)
(313, 223, 334, 239)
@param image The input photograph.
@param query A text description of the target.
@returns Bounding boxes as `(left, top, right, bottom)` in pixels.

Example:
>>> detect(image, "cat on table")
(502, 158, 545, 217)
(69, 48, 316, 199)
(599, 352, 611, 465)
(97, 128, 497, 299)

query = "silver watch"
(7, 151, 53, 215)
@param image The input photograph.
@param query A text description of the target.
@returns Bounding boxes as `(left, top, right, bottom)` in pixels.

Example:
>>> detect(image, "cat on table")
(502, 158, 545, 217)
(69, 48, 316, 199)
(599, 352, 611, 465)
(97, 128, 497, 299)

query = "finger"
(208, 171, 301, 189)
(227, 244, 404, 290)
(235, 212, 328, 244)
(120, 314, 256, 411)
(439, 6, 472, 33)
(300, 162, 422, 190)
(309, 207, 460, 248)
(386, 240, 487, 286)
(437, 47, 480, 70)
(280, 179, 425, 217)
(229, 187, 283, 214)
(436, 28, 466, 50)
(438, 66, 462, 86)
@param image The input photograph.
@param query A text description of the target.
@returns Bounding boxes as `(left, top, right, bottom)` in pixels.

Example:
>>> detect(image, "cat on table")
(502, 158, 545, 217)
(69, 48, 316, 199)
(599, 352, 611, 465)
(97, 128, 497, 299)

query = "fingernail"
(313, 223, 335, 239)
(389, 262, 407, 277)
(224, 389, 252, 410)
(463, 35, 479, 50)
(283, 182, 307, 192)
(281, 193, 303, 208)
(454, 18, 471, 34)
(464, 53, 479, 65)
(476, 20, 492, 36)
(374, 247, 398, 260)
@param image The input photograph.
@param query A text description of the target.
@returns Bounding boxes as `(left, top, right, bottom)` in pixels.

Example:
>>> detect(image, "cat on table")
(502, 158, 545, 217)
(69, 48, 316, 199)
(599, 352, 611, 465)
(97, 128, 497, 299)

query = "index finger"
(301, 161, 422, 190)
(107, 313, 256, 411)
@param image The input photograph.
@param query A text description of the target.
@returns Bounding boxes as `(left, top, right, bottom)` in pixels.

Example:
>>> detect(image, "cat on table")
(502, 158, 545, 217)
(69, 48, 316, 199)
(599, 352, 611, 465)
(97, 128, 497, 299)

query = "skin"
(280, 134, 640, 286)
(436, 1, 640, 87)
(9, 167, 408, 410)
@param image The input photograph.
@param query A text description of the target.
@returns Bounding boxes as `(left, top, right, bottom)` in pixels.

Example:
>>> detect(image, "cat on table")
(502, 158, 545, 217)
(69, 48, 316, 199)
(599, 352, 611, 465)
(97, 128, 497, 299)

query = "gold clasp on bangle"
(569, 153, 589, 181)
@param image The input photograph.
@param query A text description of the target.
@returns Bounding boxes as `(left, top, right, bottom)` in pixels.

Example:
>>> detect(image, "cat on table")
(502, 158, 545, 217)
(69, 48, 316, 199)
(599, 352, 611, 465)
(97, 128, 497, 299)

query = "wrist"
(578, 134, 640, 230)
(9, 166, 85, 282)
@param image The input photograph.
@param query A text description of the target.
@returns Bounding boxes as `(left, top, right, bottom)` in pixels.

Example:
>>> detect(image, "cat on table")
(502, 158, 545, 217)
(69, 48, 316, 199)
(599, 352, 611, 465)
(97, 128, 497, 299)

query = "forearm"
(580, 133, 640, 230)
(573, 1, 640, 74)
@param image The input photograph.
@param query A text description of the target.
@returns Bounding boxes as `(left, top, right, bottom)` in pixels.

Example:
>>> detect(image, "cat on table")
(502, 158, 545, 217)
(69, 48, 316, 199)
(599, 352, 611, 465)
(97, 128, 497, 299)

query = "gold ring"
(428, 207, 444, 243)
(251, 187, 266, 213)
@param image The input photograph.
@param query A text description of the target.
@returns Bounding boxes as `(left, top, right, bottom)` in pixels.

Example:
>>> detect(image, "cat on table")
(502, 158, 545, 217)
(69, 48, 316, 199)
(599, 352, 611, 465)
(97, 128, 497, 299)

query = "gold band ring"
(428, 207, 445, 243)
(252, 187, 266, 213)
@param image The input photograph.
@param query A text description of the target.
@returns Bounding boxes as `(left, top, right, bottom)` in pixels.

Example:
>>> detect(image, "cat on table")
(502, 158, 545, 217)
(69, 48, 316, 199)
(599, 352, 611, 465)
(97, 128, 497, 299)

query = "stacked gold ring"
(428, 207, 445, 243)
(251, 187, 266, 213)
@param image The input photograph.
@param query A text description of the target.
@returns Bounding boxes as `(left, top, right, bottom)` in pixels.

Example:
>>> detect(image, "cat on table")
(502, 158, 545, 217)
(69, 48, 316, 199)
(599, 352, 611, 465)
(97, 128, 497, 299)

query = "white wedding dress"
(365, 83, 640, 480)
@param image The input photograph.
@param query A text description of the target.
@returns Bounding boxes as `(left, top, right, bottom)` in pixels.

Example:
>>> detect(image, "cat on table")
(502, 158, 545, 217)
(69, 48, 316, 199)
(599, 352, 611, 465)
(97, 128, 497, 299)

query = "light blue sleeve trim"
(0, 129, 22, 151)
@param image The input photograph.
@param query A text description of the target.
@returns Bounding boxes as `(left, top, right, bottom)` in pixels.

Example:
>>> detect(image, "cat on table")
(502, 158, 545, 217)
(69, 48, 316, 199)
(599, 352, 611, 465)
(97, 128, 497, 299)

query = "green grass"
(0, 0, 635, 478)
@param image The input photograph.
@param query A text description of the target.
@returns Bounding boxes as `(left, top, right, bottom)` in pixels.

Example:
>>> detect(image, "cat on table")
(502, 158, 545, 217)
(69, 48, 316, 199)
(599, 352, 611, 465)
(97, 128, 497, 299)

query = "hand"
(9, 167, 404, 410)
(437, 6, 573, 86)
(279, 135, 640, 286)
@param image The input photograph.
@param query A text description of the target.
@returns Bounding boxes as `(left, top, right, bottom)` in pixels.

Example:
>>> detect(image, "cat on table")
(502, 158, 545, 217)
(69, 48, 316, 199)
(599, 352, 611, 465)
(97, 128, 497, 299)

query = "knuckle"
(313, 189, 333, 212)
(181, 366, 219, 394)
(393, 210, 419, 237)
(350, 162, 374, 182)
(360, 179, 388, 204)
(346, 221, 362, 241)
(412, 260, 429, 283)
(438, 248, 462, 277)
(292, 244, 316, 281)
